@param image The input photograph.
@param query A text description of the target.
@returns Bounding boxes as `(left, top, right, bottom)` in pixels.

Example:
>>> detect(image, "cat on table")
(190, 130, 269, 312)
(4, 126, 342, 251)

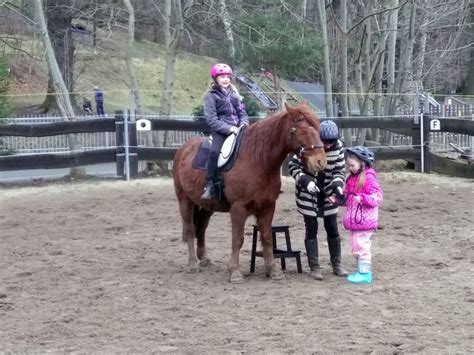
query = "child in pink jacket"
(342, 146, 383, 284)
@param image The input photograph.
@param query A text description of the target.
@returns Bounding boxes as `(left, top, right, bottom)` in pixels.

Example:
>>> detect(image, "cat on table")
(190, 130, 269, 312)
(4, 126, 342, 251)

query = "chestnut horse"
(172, 102, 327, 282)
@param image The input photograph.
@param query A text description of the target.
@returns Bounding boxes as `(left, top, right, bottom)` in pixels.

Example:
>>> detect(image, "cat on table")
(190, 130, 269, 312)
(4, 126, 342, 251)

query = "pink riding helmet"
(210, 63, 233, 80)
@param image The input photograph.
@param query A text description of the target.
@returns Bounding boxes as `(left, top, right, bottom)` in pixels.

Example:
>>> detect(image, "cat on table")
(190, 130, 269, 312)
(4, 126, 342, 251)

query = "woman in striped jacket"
(289, 120, 348, 280)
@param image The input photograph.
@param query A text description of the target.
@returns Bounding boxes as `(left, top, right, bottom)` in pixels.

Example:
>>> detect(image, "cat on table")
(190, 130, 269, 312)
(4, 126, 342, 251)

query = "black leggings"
(303, 213, 340, 241)
(206, 132, 227, 180)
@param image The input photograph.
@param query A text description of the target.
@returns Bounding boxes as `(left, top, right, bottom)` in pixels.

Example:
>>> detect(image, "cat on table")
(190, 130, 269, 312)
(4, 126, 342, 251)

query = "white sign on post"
(430, 119, 441, 131)
(136, 118, 151, 131)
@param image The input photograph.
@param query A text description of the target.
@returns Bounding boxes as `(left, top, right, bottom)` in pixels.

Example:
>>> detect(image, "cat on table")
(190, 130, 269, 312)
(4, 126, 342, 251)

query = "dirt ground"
(1, 171, 473, 353)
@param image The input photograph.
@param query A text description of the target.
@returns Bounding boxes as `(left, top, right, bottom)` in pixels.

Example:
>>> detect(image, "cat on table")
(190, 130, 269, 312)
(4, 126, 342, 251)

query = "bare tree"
(219, 0, 235, 62)
(159, 0, 184, 117)
(339, 0, 351, 144)
(123, 0, 145, 115)
(317, 0, 334, 117)
(465, 1, 474, 94)
(33, 0, 85, 177)
(39, 0, 76, 112)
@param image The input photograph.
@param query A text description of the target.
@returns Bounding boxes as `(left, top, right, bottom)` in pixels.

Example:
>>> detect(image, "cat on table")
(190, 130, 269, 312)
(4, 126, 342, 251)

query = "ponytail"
(229, 83, 243, 101)
(356, 169, 366, 191)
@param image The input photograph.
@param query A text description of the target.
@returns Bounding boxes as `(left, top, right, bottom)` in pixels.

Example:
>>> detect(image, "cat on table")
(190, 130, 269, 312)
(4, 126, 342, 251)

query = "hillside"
(8, 30, 218, 115)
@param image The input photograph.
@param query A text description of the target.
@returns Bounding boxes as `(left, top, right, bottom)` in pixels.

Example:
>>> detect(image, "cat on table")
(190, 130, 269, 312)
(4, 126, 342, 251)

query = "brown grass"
(7, 31, 217, 114)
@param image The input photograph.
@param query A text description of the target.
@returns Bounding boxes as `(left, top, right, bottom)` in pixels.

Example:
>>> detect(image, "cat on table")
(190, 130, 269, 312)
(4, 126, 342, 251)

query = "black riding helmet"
(345, 146, 375, 167)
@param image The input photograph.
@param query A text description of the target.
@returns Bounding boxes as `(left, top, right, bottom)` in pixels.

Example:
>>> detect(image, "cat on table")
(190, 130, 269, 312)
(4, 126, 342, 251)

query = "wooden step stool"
(250, 224, 302, 273)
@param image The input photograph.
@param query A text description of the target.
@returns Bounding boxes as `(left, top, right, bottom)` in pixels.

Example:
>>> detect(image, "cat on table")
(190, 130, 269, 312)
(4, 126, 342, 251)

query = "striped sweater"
(288, 140, 346, 217)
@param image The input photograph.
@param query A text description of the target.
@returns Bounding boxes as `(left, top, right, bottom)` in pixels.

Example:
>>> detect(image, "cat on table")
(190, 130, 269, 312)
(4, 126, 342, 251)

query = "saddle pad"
(191, 126, 246, 172)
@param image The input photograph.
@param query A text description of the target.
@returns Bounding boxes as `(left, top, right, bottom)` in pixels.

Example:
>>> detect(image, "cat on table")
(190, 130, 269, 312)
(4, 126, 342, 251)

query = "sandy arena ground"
(1, 171, 473, 353)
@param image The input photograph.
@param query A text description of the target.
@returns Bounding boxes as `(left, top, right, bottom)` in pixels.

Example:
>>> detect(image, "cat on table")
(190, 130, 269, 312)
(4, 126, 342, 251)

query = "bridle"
(289, 117, 324, 158)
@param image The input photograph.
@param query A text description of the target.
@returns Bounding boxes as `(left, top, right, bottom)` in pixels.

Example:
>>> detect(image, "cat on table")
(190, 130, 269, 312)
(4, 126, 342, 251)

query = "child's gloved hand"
(329, 180, 343, 190)
(328, 191, 347, 206)
(306, 181, 319, 194)
(229, 126, 238, 134)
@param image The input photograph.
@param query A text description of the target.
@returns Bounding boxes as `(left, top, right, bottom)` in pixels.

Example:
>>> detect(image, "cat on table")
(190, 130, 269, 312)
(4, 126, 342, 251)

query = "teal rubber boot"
(347, 272, 372, 284)
(347, 260, 372, 284)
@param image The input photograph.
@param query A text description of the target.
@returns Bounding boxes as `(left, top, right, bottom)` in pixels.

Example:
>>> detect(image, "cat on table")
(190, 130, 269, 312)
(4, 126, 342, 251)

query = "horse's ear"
(285, 102, 295, 116)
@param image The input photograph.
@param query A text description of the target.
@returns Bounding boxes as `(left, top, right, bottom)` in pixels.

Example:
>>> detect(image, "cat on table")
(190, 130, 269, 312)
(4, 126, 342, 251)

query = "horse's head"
(285, 102, 327, 174)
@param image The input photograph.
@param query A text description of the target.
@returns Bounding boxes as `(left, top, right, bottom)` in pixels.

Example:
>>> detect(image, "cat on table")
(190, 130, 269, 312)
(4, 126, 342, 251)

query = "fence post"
(127, 110, 138, 178)
(115, 110, 124, 177)
(412, 114, 422, 171)
(422, 114, 431, 173)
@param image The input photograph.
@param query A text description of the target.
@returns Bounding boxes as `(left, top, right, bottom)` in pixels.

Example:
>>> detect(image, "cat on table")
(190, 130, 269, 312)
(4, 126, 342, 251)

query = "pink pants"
(349, 230, 373, 263)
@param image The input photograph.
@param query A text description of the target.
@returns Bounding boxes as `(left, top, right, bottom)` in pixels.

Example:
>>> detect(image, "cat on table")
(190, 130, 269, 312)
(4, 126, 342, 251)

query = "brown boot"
(332, 264, 348, 277)
(328, 237, 348, 276)
(309, 267, 323, 280)
(305, 239, 323, 281)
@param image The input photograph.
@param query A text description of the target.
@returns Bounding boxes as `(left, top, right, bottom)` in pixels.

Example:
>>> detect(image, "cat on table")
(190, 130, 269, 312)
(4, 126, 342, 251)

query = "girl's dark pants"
(206, 132, 227, 181)
(303, 209, 344, 269)
(201, 132, 227, 199)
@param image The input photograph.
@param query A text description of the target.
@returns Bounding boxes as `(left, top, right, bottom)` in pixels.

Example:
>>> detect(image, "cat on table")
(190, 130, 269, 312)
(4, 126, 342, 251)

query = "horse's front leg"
(257, 204, 284, 280)
(178, 197, 199, 273)
(228, 204, 248, 283)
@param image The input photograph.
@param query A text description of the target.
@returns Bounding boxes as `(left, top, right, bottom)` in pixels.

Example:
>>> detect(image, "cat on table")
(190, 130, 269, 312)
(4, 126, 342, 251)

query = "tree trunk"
(160, 0, 183, 118)
(219, 0, 235, 62)
(33, 0, 85, 177)
(358, 4, 372, 146)
(464, 2, 474, 94)
(385, 0, 399, 116)
(123, 0, 145, 115)
(414, 0, 427, 81)
(40, 0, 76, 113)
(150, 0, 184, 175)
(394, 1, 416, 109)
(317, 0, 334, 117)
(373, 5, 389, 144)
(340, 0, 351, 145)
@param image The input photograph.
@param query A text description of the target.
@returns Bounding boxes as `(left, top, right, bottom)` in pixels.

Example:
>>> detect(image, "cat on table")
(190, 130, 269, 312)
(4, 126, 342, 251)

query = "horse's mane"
(239, 111, 285, 168)
(297, 103, 320, 129)
(240, 103, 319, 170)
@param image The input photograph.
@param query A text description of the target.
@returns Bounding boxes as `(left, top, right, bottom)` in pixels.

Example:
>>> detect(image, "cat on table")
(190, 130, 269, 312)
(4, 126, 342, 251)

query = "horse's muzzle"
(306, 156, 327, 174)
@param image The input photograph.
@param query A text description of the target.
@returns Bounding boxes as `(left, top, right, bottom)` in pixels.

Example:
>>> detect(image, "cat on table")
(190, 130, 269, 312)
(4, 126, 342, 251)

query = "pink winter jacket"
(343, 168, 383, 231)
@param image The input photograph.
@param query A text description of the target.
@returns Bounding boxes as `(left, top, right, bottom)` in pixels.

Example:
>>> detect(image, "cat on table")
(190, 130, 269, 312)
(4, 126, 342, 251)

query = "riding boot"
(304, 239, 323, 280)
(200, 177, 216, 200)
(328, 237, 348, 276)
(201, 152, 219, 200)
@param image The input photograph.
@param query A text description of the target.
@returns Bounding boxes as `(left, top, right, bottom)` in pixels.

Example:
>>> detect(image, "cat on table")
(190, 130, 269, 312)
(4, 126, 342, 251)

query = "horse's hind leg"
(177, 195, 199, 273)
(194, 206, 213, 266)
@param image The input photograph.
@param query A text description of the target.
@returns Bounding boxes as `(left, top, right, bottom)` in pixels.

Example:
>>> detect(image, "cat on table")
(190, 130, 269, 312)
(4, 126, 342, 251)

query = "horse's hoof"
(266, 266, 284, 281)
(187, 263, 200, 273)
(271, 270, 285, 281)
(199, 258, 212, 267)
(228, 270, 245, 283)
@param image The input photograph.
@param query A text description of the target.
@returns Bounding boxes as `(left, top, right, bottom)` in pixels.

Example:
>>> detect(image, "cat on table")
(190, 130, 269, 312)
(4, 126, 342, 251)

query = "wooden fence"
(1, 111, 473, 178)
